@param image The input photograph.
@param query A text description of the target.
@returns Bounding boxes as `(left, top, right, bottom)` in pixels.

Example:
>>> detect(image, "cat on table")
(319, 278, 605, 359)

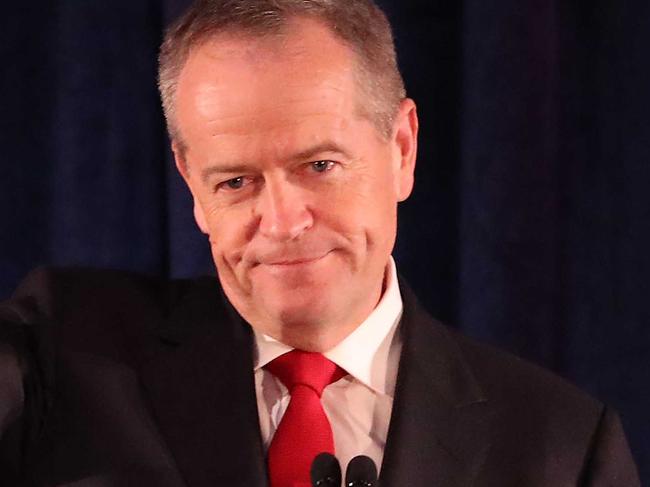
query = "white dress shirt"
(253, 257, 403, 474)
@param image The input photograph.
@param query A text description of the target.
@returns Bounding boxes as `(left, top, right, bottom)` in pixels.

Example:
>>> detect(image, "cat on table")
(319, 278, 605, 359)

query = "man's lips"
(256, 250, 332, 267)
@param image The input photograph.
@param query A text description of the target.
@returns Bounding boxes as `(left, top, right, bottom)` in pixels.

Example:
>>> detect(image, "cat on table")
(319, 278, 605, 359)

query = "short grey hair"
(158, 0, 406, 148)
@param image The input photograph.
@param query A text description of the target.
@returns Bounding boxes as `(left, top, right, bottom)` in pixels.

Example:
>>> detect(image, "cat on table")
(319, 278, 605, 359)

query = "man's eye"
(226, 177, 244, 189)
(216, 176, 248, 192)
(311, 160, 335, 173)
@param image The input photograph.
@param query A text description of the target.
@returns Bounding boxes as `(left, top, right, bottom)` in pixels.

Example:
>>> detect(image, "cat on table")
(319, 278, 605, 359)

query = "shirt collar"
(253, 257, 403, 396)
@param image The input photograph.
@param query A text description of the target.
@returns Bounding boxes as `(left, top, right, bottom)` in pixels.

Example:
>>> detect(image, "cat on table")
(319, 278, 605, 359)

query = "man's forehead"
(175, 19, 361, 134)
(178, 68, 356, 138)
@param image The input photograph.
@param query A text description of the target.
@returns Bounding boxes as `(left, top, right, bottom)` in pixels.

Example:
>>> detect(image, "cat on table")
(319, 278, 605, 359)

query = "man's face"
(174, 18, 417, 350)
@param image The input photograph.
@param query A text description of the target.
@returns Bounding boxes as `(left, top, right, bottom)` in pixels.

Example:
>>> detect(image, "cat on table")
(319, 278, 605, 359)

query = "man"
(0, 0, 641, 486)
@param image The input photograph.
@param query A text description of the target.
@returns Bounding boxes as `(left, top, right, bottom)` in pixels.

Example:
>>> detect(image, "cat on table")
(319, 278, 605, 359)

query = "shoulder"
(1, 266, 229, 362)
(400, 282, 641, 482)
(4, 266, 220, 321)
(453, 328, 598, 411)
(7, 266, 199, 317)
(447, 328, 639, 483)
(399, 280, 600, 420)
(449, 327, 605, 439)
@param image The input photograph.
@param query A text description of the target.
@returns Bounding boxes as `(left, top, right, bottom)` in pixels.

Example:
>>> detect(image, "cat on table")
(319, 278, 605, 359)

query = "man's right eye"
(225, 177, 244, 189)
(215, 176, 248, 193)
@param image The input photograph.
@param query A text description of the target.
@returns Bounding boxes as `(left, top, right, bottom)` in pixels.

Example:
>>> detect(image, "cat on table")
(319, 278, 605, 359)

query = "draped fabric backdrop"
(1, 0, 648, 480)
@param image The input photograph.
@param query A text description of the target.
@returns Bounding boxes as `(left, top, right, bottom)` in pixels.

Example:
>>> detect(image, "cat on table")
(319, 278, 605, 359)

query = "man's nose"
(256, 178, 313, 241)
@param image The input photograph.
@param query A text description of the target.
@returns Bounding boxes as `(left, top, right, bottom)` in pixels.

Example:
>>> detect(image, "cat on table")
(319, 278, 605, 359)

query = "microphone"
(310, 452, 342, 486)
(345, 455, 378, 487)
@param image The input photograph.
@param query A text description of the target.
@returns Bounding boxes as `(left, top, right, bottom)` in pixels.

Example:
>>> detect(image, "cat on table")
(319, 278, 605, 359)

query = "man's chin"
(264, 293, 334, 326)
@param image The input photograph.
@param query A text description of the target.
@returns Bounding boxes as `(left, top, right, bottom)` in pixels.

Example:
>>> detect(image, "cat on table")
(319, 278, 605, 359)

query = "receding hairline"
(171, 16, 399, 156)
(182, 15, 359, 75)
(159, 0, 407, 157)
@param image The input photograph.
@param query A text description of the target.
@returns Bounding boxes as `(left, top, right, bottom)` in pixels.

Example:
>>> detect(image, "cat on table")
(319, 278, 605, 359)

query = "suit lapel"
(380, 282, 491, 487)
(138, 275, 490, 486)
(140, 278, 267, 487)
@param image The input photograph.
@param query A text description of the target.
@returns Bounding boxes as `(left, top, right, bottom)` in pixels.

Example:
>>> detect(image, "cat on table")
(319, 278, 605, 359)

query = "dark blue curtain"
(1, 0, 648, 480)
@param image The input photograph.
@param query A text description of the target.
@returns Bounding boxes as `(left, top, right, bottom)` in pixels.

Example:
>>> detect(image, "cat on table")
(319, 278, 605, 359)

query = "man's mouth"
(258, 250, 332, 267)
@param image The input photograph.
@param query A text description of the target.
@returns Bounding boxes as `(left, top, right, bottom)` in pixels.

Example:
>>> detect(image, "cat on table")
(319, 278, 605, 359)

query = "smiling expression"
(174, 18, 417, 350)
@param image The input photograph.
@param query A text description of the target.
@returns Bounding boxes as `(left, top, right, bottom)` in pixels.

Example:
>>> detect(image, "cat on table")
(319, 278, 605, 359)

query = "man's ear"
(172, 141, 210, 235)
(391, 98, 418, 202)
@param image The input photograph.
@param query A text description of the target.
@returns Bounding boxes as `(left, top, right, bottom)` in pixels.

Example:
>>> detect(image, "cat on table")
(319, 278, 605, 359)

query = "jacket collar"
(141, 276, 491, 487)
(380, 279, 491, 486)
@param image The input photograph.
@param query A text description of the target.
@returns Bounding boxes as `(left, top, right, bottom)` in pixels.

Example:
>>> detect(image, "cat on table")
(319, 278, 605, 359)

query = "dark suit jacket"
(0, 267, 640, 486)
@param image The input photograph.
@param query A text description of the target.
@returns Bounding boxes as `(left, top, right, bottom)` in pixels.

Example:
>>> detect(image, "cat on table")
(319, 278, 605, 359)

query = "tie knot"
(265, 350, 346, 396)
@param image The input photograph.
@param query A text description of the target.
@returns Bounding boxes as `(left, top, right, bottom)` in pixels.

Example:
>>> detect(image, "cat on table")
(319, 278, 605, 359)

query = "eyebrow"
(291, 141, 351, 163)
(199, 141, 351, 184)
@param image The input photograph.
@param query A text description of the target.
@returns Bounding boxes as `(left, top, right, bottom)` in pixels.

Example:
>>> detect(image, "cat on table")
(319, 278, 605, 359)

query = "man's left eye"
(311, 160, 335, 173)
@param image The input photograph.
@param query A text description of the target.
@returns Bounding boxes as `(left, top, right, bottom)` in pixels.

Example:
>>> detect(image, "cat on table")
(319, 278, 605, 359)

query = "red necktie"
(265, 350, 347, 487)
